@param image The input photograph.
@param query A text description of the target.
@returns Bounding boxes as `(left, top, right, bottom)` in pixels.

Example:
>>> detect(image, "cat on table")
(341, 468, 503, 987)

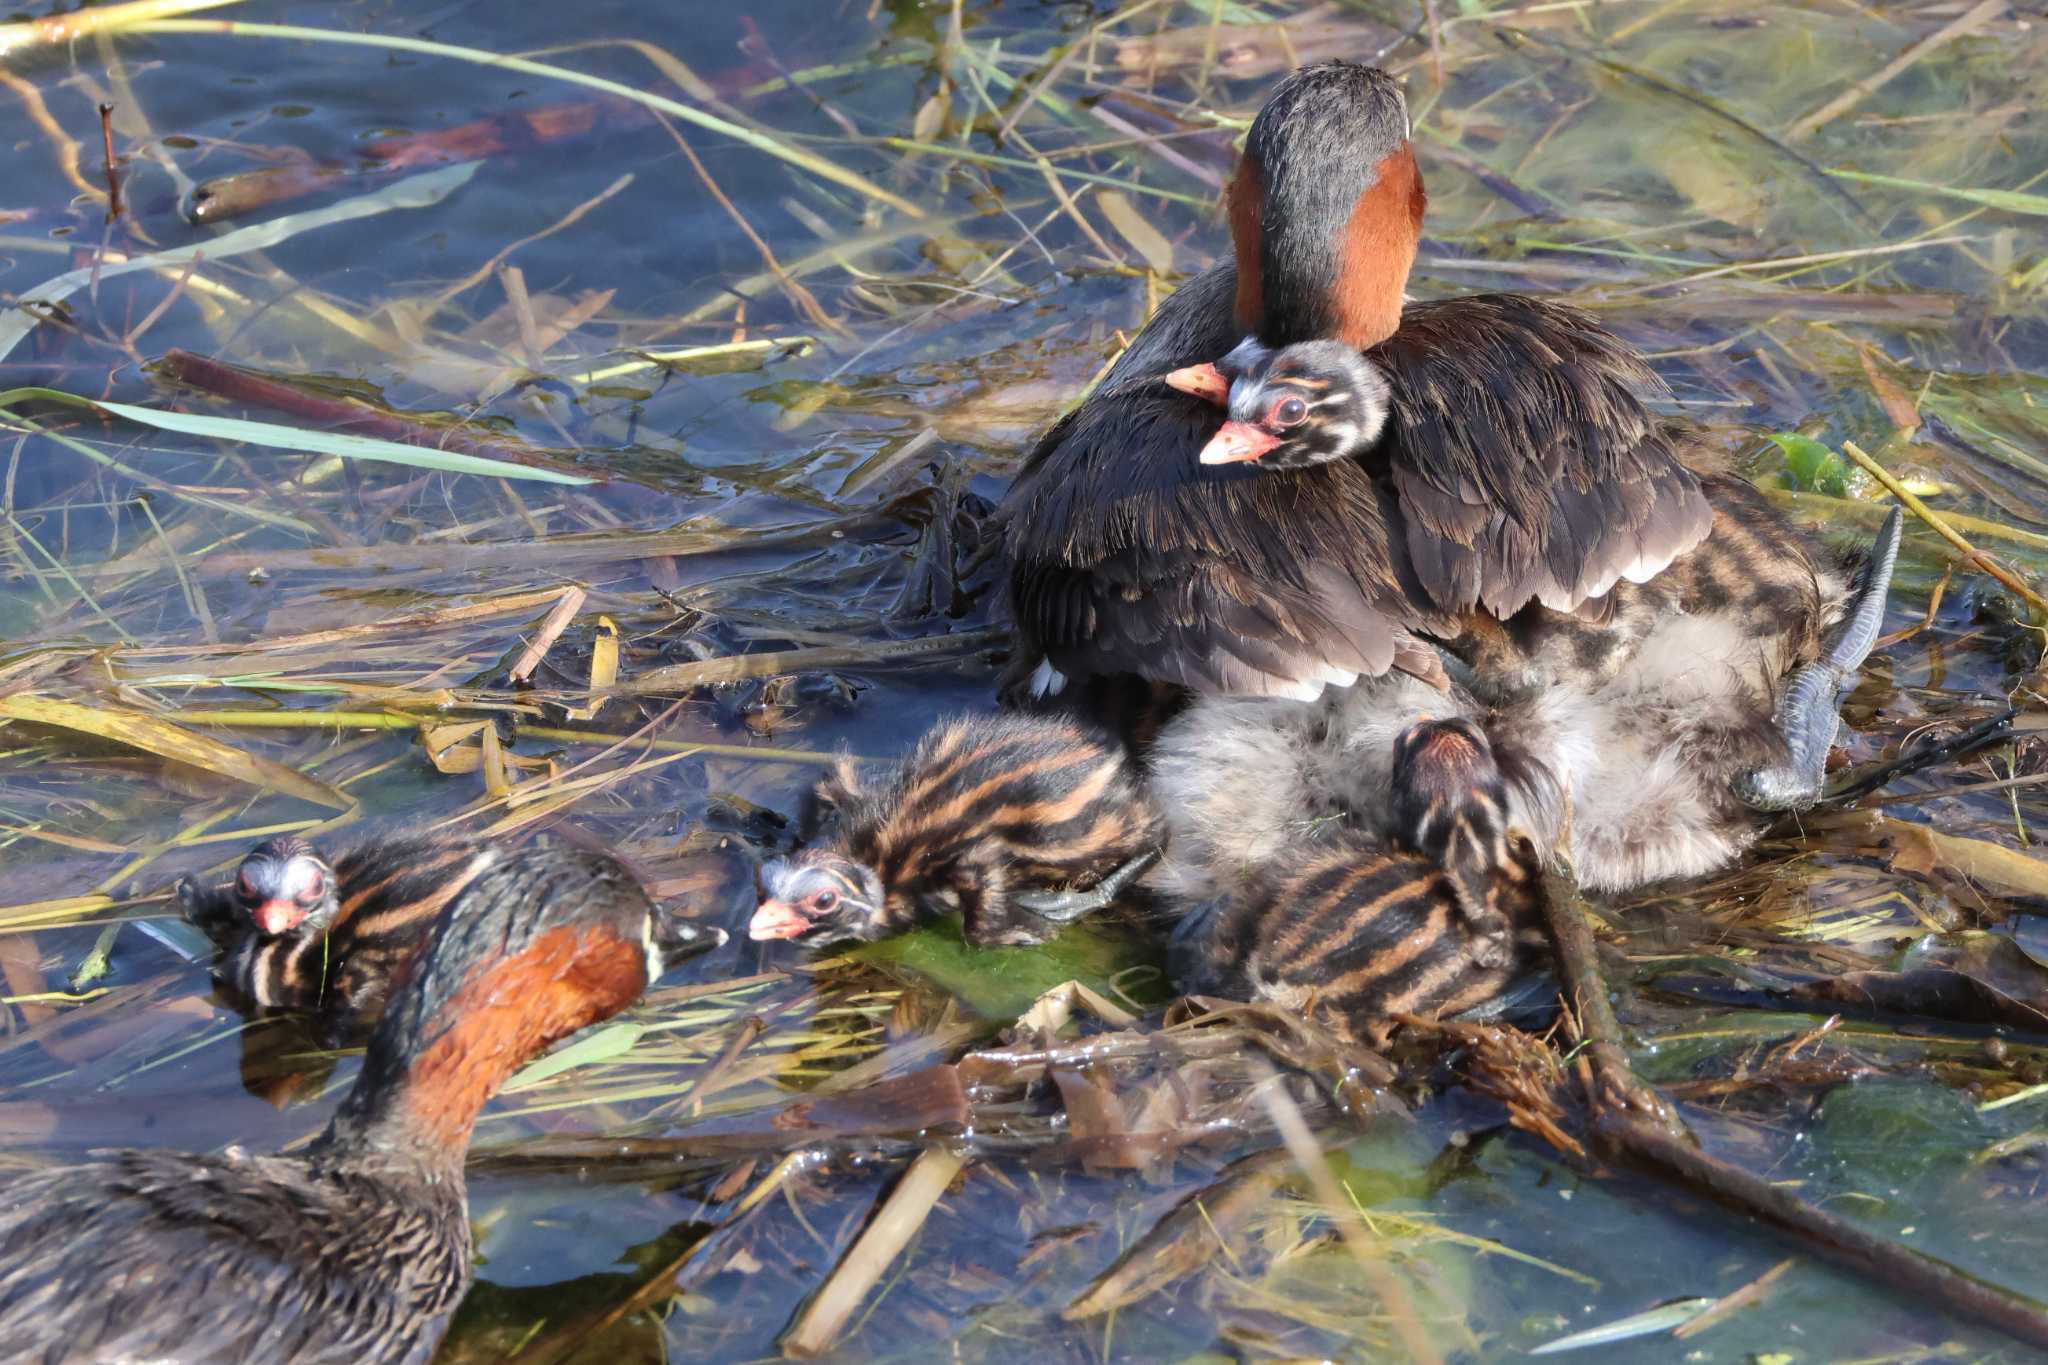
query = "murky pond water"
(2, 0, 2046, 1359)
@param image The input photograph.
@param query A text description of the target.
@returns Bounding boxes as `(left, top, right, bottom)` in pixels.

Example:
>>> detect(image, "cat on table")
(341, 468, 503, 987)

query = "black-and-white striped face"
(1201, 337, 1393, 471)
(749, 851, 885, 948)
(232, 838, 338, 938)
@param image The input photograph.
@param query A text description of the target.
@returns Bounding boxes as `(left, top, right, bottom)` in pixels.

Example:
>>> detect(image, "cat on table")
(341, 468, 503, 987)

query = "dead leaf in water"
(1096, 190, 1174, 273)
(1651, 125, 1769, 231)
(1879, 818, 2048, 897)
(0, 694, 350, 810)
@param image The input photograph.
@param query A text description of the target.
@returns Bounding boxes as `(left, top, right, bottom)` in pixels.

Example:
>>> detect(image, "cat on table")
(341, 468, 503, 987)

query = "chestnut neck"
(316, 924, 646, 1174)
(1228, 143, 1424, 350)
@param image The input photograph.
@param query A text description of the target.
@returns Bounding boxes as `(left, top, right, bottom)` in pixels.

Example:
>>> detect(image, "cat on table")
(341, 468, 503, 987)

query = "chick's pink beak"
(748, 900, 812, 942)
(1197, 421, 1283, 465)
(252, 900, 304, 936)
(1164, 362, 1230, 406)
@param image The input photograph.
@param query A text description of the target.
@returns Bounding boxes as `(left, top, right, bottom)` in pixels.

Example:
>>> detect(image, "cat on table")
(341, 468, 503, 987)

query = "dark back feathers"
(1000, 269, 1712, 698)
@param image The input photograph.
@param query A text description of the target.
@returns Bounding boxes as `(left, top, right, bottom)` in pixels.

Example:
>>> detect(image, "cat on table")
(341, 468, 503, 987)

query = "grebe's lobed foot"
(1012, 848, 1161, 924)
(1734, 506, 1903, 813)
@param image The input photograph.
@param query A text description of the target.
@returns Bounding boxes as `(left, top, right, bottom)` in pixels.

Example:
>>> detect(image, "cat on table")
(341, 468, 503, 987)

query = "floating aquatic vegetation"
(0, 0, 2044, 1359)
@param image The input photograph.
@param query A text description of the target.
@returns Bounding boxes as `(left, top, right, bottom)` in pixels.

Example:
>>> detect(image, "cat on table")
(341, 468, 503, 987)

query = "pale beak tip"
(1164, 362, 1230, 406)
(1196, 421, 1280, 466)
(253, 902, 299, 936)
(748, 903, 809, 942)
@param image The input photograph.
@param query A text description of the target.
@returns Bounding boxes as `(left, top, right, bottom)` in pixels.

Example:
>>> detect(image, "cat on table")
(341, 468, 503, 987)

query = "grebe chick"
(0, 845, 724, 1363)
(1171, 719, 1544, 1047)
(1178, 337, 1393, 470)
(180, 833, 508, 1037)
(750, 712, 1163, 949)
(1150, 502, 1903, 896)
(1001, 60, 1711, 702)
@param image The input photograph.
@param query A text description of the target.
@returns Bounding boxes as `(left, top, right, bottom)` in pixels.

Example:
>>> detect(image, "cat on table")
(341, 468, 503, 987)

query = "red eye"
(813, 890, 840, 913)
(297, 873, 325, 905)
(1268, 395, 1308, 428)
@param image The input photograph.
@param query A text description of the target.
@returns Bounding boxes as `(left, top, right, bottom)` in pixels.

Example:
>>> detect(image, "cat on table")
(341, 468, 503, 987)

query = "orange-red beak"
(252, 899, 305, 936)
(1197, 421, 1283, 465)
(1163, 362, 1230, 406)
(748, 900, 811, 942)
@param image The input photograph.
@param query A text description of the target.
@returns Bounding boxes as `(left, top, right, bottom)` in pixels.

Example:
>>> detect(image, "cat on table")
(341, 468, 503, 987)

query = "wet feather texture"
(1151, 479, 1882, 895)
(0, 846, 696, 1364)
(1171, 719, 1546, 1046)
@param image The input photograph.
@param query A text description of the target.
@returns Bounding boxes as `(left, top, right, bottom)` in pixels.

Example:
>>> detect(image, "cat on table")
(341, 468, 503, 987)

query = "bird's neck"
(317, 926, 642, 1169)
(1229, 144, 1424, 350)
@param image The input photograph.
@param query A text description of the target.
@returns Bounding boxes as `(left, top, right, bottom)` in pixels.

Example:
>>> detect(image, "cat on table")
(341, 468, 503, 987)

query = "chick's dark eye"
(813, 890, 840, 913)
(235, 872, 257, 900)
(1270, 396, 1308, 428)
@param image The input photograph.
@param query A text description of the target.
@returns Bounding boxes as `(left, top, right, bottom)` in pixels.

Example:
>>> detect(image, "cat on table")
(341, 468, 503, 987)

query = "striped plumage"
(1171, 719, 1544, 1047)
(1150, 483, 1899, 896)
(0, 846, 722, 1364)
(179, 834, 503, 1036)
(999, 64, 1712, 705)
(751, 713, 1163, 948)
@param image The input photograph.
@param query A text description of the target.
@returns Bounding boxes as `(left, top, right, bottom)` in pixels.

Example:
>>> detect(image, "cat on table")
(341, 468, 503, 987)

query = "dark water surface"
(1, 0, 2046, 1360)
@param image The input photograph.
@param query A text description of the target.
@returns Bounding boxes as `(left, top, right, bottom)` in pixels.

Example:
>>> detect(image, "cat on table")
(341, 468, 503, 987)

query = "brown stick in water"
(97, 103, 120, 220)
(153, 348, 595, 482)
(1537, 865, 2048, 1352)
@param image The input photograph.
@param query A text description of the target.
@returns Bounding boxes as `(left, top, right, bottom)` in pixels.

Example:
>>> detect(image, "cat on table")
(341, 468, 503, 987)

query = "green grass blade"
(86, 398, 594, 485)
(0, 161, 482, 363)
(503, 1022, 647, 1091)
(1827, 169, 2048, 217)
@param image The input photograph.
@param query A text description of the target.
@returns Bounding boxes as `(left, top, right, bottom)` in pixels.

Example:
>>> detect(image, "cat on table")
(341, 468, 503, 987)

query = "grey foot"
(1012, 849, 1159, 924)
(1734, 506, 1903, 812)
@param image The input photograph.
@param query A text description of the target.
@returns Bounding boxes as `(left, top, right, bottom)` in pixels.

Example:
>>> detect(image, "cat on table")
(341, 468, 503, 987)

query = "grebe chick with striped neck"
(750, 713, 1163, 949)
(180, 833, 508, 1038)
(0, 845, 723, 1363)
(1171, 718, 1545, 1047)
(1173, 337, 1393, 471)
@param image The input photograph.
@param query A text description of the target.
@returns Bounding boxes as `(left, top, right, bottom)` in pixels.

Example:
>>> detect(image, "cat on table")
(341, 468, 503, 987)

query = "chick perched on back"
(750, 712, 1163, 949)
(180, 833, 508, 1038)
(0, 845, 722, 1365)
(1171, 718, 1545, 1047)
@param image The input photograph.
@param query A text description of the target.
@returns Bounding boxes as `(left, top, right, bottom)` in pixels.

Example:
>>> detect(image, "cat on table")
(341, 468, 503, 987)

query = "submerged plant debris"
(1, 0, 2046, 1359)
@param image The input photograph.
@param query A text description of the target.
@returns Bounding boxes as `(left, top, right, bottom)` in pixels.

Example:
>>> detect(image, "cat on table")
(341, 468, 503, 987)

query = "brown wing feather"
(1369, 294, 1712, 618)
(1005, 381, 1441, 696)
(1001, 277, 1708, 697)
(1003, 265, 1446, 698)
